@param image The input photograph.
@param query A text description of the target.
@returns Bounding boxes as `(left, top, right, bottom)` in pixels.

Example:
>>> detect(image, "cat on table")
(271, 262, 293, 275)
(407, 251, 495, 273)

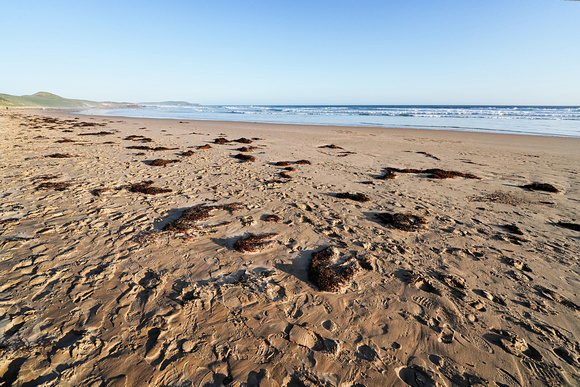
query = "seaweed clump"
(127, 146, 178, 151)
(234, 138, 253, 144)
(308, 246, 360, 293)
(163, 203, 243, 233)
(520, 183, 559, 193)
(376, 212, 427, 231)
(295, 160, 311, 165)
(124, 135, 153, 142)
(263, 214, 281, 222)
(32, 174, 60, 181)
(198, 144, 212, 150)
(234, 233, 278, 253)
(36, 181, 72, 191)
(45, 153, 74, 158)
(236, 146, 256, 152)
(214, 137, 231, 144)
(319, 144, 344, 149)
(274, 161, 291, 166)
(180, 150, 195, 157)
(125, 181, 172, 195)
(377, 167, 480, 180)
(335, 192, 371, 202)
(149, 159, 180, 167)
(234, 153, 256, 162)
(78, 131, 115, 136)
(417, 151, 440, 160)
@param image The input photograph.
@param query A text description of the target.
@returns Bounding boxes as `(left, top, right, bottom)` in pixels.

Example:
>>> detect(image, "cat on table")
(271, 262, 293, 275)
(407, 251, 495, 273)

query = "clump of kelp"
(376, 212, 427, 231)
(520, 182, 559, 193)
(149, 159, 180, 167)
(335, 192, 371, 202)
(36, 181, 73, 191)
(78, 131, 115, 136)
(234, 233, 278, 253)
(308, 246, 360, 293)
(127, 146, 178, 151)
(234, 153, 256, 162)
(124, 135, 153, 142)
(263, 214, 282, 223)
(125, 181, 172, 195)
(45, 153, 75, 158)
(163, 203, 243, 233)
(377, 167, 480, 180)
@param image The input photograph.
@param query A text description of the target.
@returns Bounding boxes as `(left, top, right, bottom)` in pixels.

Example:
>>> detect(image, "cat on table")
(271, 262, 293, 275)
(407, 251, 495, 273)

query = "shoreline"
(1, 109, 579, 386)
(19, 107, 580, 141)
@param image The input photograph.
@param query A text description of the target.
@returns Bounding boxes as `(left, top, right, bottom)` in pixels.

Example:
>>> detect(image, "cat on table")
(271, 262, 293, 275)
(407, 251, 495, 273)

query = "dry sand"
(0, 109, 579, 386)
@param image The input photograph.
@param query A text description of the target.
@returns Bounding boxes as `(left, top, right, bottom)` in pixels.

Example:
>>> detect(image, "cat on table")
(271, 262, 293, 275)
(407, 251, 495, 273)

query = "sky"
(2, 0, 579, 105)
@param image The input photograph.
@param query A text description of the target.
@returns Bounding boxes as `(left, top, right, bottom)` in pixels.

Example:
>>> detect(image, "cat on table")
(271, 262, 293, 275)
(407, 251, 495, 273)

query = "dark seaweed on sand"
(127, 145, 151, 150)
(520, 182, 559, 193)
(45, 153, 74, 158)
(234, 233, 278, 253)
(180, 150, 195, 157)
(279, 172, 293, 179)
(32, 174, 60, 181)
(234, 138, 253, 144)
(263, 214, 281, 223)
(78, 131, 115, 136)
(376, 212, 427, 231)
(417, 151, 440, 160)
(274, 161, 291, 166)
(319, 144, 344, 150)
(127, 146, 178, 151)
(335, 192, 371, 202)
(295, 160, 311, 165)
(163, 203, 243, 232)
(124, 135, 153, 142)
(197, 144, 212, 150)
(214, 137, 231, 144)
(308, 246, 359, 293)
(125, 181, 172, 195)
(36, 181, 72, 191)
(234, 153, 256, 162)
(377, 167, 480, 180)
(236, 146, 256, 152)
(149, 159, 180, 167)
(55, 138, 76, 143)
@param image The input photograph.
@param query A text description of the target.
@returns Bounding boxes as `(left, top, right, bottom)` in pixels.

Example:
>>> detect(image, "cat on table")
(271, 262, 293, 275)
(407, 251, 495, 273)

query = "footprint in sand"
(397, 365, 437, 387)
(288, 325, 323, 351)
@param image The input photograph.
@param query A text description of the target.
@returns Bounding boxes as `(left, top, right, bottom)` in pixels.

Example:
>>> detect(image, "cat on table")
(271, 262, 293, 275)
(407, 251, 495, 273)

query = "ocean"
(79, 105, 580, 138)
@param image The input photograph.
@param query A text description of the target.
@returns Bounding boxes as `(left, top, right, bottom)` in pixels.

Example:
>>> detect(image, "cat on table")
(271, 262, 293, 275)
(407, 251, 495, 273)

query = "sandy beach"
(1, 109, 579, 386)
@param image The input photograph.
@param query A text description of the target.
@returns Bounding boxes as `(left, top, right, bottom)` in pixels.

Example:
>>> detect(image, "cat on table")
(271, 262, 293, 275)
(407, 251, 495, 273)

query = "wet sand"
(1, 109, 579, 386)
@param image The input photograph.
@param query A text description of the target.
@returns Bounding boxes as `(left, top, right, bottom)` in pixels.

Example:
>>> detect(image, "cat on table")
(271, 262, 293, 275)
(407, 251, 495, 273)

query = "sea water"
(79, 105, 580, 138)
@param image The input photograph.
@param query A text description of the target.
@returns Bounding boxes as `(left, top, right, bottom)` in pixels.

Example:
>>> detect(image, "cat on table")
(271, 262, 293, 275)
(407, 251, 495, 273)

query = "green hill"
(0, 91, 136, 108)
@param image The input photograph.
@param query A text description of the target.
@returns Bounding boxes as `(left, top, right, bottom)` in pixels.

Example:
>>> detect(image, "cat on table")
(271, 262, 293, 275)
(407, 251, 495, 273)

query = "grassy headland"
(0, 91, 136, 108)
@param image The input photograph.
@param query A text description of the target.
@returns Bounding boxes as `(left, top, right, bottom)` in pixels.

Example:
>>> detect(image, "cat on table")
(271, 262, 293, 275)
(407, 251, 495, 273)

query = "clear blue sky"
(2, 0, 579, 105)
